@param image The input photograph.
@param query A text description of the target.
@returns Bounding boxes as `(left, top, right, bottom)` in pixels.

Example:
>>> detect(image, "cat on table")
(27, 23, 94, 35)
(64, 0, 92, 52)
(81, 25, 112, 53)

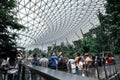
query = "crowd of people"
(28, 52, 107, 77)
(0, 50, 116, 80)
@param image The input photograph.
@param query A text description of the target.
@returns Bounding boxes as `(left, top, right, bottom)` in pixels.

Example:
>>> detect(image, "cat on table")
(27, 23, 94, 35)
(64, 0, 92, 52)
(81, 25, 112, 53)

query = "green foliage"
(28, 48, 45, 57)
(28, 0, 120, 57)
(47, 42, 76, 58)
(0, 0, 25, 58)
(46, 0, 120, 56)
(98, 0, 120, 54)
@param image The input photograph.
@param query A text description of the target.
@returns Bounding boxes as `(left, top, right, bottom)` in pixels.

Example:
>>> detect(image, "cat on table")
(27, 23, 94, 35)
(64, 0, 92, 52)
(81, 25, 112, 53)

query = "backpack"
(58, 58, 67, 69)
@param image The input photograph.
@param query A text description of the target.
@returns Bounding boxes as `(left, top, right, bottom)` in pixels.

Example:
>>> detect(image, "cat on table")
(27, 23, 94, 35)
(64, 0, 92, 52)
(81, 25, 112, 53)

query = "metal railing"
(0, 55, 119, 80)
(18, 62, 97, 80)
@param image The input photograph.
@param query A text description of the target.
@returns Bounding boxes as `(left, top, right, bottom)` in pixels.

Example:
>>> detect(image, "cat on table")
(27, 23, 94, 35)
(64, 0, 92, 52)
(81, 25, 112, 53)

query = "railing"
(82, 59, 120, 80)
(19, 62, 97, 80)
(0, 67, 18, 80)
(0, 55, 120, 80)
(94, 63, 120, 80)
(0, 63, 119, 80)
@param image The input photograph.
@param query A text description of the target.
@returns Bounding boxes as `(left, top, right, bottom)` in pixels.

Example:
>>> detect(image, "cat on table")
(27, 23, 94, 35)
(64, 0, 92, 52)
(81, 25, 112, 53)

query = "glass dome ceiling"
(15, 0, 105, 49)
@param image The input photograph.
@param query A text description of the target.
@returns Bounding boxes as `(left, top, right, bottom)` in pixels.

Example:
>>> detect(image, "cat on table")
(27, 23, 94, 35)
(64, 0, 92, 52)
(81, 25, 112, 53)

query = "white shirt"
(78, 61, 83, 70)
(39, 57, 48, 67)
(68, 59, 76, 69)
(68, 59, 76, 73)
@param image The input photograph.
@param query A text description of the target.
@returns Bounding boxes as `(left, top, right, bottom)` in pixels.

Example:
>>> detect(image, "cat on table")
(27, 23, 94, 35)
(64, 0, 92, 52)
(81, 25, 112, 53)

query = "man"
(39, 54, 48, 67)
(49, 52, 58, 69)
(39, 54, 49, 80)
(31, 53, 39, 80)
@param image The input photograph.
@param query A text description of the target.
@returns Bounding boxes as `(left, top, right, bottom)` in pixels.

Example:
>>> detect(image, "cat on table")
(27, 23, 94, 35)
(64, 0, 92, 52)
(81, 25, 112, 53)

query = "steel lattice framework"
(15, 0, 105, 49)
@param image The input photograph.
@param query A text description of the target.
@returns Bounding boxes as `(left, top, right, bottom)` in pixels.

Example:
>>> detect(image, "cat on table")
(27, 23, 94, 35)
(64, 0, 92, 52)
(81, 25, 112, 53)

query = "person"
(84, 53, 93, 76)
(31, 53, 39, 66)
(58, 55, 67, 71)
(78, 57, 83, 75)
(67, 56, 76, 74)
(0, 57, 8, 80)
(94, 55, 102, 66)
(39, 54, 49, 67)
(7, 57, 18, 80)
(31, 53, 39, 80)
(84, 53, 93, 68)
(17, 50, 24, 58)
(39, 54, 49, 80)
(0, 53, 18, 80)
(49, 52, 58, 70)
(0, 54, 8, 68)
(108, 56, 114, 64)
(17, 50, 25, 63)
(1, 59, 8, 68)
(75, 53, 80, 74)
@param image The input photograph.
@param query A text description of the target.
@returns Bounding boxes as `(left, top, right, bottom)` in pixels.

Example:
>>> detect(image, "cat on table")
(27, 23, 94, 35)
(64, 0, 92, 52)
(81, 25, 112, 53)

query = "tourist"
(39, 54, 49, 67)
(78, 57, 83, 75)
(49, 52, 58, 70)
(67, 55, 76, 74)
(31, 53, 39, 80)
(75, 53, 80, 74)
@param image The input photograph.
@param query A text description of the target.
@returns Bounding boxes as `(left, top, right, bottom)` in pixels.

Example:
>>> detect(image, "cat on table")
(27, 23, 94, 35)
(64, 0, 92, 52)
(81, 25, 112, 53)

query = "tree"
(98, 0, 120, 54)
(0, 0, 25, 58)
